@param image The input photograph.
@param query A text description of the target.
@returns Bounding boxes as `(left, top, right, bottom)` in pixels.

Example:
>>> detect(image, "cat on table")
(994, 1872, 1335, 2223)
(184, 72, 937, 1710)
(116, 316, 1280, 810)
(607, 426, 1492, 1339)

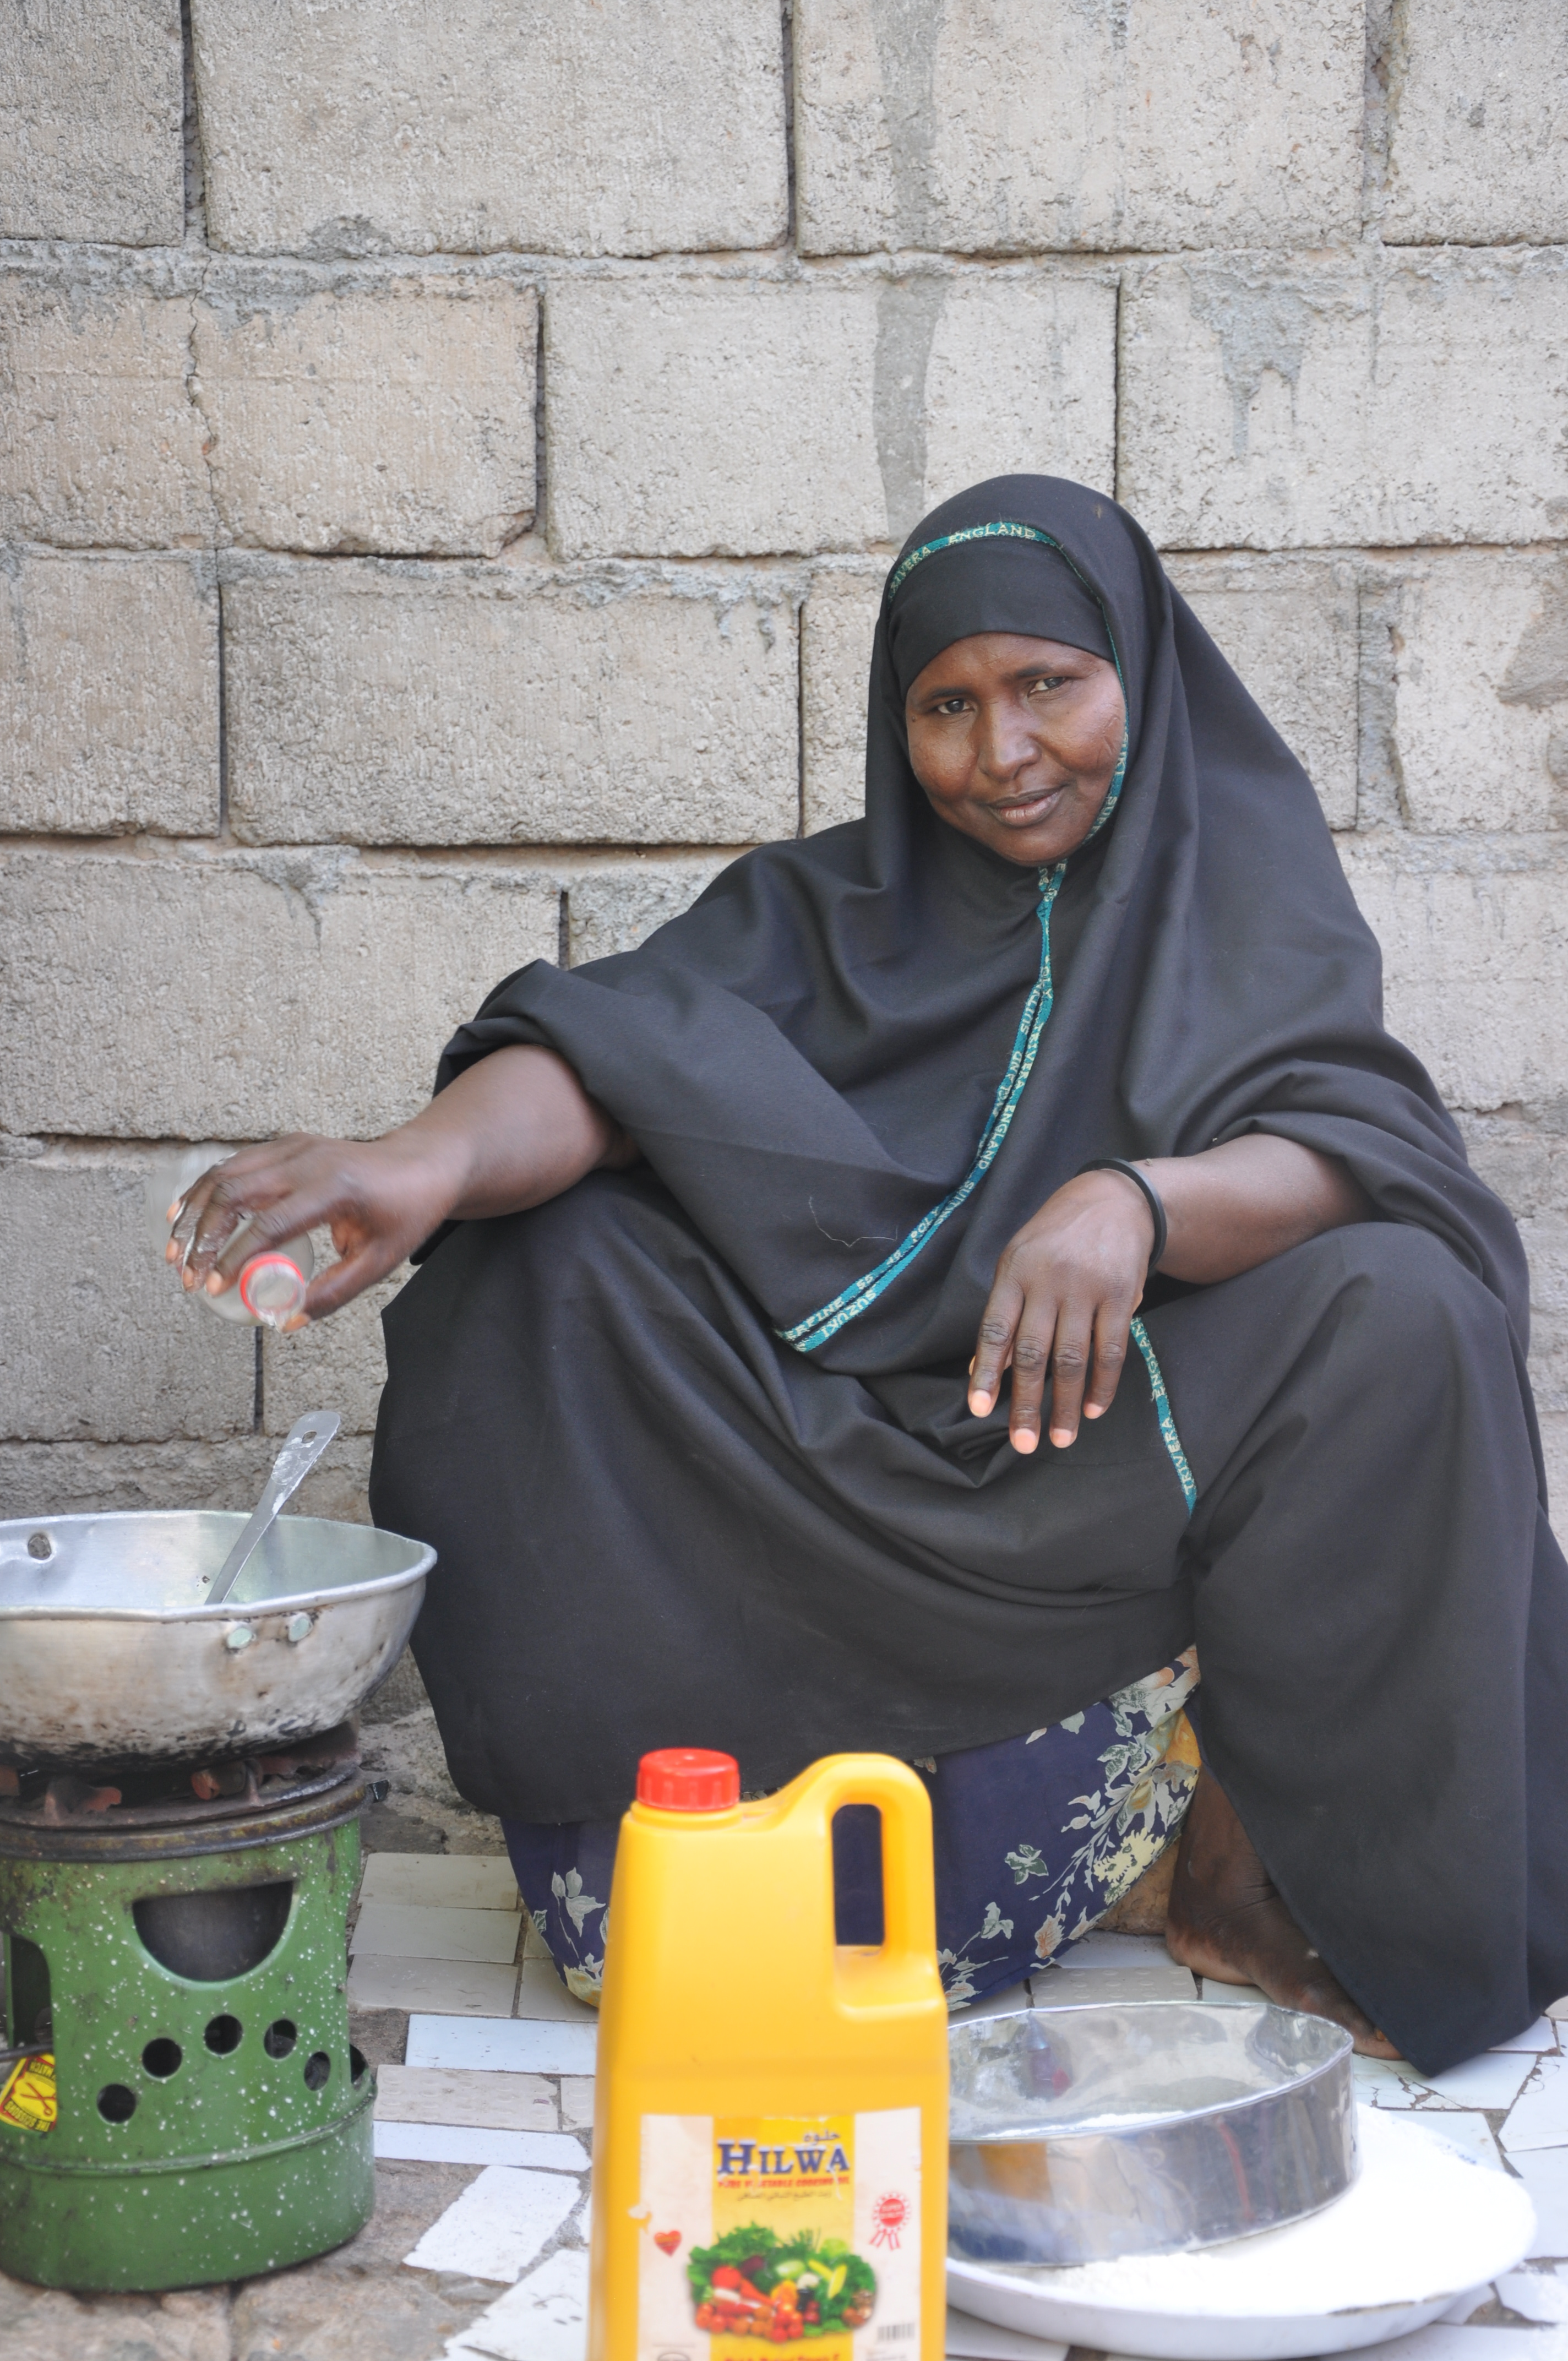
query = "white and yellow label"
(0, 2050, 56, 2133)
(635, 2108, 919, 2361)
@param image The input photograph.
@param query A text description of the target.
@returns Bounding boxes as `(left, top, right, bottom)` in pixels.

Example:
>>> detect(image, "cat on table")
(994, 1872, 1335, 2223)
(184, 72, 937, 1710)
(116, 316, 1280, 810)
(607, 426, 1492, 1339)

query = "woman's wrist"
(1076, 1158, 1167, 1274)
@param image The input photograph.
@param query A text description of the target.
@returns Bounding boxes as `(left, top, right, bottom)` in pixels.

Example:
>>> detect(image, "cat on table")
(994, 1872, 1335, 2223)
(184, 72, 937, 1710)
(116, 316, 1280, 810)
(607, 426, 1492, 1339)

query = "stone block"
(228, 2160, 496, 2360)
(1456, 1117, 1568, 1413)
(359, 1709, 497, 1854)
(0, 262, 213, 550)
(546, 269, 1115, 557)
(0, 2281, 232, 2361)
(0, 551, 219, 836)
(190, 0, 786, 258)
(0, 849, 559, 1140)
(1338, 837, 1568, 1111)
(1376, 552, 1568, 835)
(1455, 1111, 1568, 1227)
(223, 559, 799, 846)
(1384, 0, 1568, 244)
(1542, 1412, 1568, 1546)
(1167, 556, 1358, 829)
(565, 854, 742, 965)
(1120, 250, 1568, 550)
(194, 273, 536, 558)
(0, 1152, 254, 1444)
(264, 1267, 406, 1435)
(0, 0, 183, 244)
(802, 569, 883, 833)
(1518, 1212, 1568, 1415)
(795, 0, 1363, 256)
(0, 1434, 373, 1522)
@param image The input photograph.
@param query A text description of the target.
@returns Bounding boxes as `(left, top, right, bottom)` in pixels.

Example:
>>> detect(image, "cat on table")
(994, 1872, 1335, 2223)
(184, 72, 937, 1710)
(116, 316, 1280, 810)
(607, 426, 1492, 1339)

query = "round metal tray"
(949, 2000, 1355, 2266)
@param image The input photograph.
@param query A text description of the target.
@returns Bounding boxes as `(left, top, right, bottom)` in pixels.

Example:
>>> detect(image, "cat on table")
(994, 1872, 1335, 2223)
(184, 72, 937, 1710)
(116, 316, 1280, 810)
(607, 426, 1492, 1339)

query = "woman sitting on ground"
(171, 476, 1568, 2074)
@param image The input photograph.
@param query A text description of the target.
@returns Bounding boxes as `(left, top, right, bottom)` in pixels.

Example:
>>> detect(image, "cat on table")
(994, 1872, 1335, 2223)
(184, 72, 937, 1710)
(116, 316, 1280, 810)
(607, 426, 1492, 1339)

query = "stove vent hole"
(264, 2017, 297, 2059)
(204, 2014, 243, 2055)
(3, 1934, 50, 2054)
(350, 2045, 368, 2083)
(133, 1880, 292, 1982)
(142, 2037, 182, 2079)
(303, 2050, 331, 2091)
(97, 2083, 137, 2123)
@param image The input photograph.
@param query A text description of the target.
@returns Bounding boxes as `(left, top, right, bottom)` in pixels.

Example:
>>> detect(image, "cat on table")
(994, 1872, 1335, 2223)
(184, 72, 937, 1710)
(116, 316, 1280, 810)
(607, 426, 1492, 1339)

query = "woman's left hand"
(968, 1170, 1155, 1454)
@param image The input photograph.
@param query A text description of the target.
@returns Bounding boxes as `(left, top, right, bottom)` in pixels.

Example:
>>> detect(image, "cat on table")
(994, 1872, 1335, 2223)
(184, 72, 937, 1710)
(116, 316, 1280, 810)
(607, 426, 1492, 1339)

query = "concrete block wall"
(3, 0, 1566, 1552)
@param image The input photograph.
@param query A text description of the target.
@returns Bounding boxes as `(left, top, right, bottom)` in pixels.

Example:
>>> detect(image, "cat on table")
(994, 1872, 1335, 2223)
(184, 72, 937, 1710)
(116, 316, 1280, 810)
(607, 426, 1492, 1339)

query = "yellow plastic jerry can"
(589, 1749, 949, 2361)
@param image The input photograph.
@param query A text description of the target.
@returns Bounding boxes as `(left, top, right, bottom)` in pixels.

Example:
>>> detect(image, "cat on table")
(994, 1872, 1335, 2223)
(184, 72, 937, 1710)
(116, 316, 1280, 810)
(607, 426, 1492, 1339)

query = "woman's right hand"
(167, 1128, 472, 1325)
(167, 1043, 635, 1324)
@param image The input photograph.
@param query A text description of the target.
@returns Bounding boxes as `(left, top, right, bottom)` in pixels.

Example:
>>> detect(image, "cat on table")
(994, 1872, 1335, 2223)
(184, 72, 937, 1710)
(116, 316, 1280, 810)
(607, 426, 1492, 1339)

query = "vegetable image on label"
(689, 2226, 875, 2341)
(0, 2050, 57, 2133)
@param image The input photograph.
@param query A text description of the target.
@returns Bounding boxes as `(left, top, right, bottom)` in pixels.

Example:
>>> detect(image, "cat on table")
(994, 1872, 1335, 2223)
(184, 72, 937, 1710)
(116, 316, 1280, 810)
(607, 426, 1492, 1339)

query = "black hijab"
(435, 475, 1527, 1367)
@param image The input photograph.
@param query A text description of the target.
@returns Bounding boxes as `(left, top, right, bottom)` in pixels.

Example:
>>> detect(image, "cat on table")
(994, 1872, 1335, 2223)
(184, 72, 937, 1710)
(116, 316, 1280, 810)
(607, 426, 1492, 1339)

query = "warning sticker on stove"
(0, 2050, 56, 2133)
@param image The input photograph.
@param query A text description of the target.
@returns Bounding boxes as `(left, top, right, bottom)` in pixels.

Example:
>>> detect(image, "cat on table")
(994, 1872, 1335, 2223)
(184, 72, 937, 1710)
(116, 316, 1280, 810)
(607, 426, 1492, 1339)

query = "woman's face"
(905, 633, 1125, 867)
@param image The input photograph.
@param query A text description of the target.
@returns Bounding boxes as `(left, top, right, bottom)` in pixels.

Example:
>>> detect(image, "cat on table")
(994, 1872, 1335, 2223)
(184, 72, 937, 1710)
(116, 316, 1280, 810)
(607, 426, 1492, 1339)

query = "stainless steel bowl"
(949, 2001, 1355, 2266)
(0, 1510, 432, 1768)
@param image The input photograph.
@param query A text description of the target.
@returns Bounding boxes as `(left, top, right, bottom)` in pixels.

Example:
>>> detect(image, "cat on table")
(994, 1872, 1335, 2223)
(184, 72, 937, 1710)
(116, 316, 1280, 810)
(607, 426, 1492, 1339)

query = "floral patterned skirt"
(502, 1652, 1200, 2009)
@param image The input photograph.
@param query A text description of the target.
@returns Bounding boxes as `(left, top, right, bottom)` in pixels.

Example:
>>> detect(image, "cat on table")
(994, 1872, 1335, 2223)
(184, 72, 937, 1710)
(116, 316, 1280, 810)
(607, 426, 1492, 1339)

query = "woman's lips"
(985, 785, 1064, 828)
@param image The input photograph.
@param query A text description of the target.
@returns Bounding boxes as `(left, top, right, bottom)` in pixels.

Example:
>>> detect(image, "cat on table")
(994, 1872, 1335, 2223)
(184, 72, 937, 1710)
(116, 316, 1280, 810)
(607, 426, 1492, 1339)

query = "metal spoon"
(205, 1410, 342, 1606)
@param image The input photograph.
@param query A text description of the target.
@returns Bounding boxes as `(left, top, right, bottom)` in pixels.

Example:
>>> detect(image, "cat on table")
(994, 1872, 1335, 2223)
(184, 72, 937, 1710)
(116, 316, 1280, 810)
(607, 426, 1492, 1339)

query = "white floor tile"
(1491, 2016, 1560, 2054)
(404, 2163, 580, 2283)
(408, 2011, 598, 2077)
(1503, 2055, 1568, 2154)
(1052, 1932, 1173, 1971)
(349, 1955, 520, 2017)
(1416, 2113, 1506, 2173)
(361, 1853, 521, 1912)
(515, 1960, 600, 2023)
(1284, 2331, 1568, 2359)
(559, 2075, 596, 2131)
(445, 2247, 589, 2361)
(944, 2305, 1067, 2359)
(1033, 1965, 1198, 2006)
(1414, 2053, 1538, 2110)
(1497, 2267, 1568, 2324)
(949, 1983, 1032, 2022)
(375, 2121, 589, 2170)
(1439, 2288, 1499, 2324)
(1509, 2146, 1568, 2259)
(522, 1915, 552, 1958)
(355, 1901, 522, 1965)
(375, 2064, 558, 2131)
(1354, 2055, 1430, 2108)
(1199, 1978, 1270, 2006)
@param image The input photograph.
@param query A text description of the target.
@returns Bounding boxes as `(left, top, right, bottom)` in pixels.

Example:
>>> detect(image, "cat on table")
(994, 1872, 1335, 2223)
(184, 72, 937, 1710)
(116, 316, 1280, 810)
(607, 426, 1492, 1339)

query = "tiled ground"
(6, 1865, 1568, 2360)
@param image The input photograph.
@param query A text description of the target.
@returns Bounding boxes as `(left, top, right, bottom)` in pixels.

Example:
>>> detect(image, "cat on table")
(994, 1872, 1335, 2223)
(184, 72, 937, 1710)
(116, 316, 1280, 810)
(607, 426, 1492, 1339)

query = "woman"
(172, 477, 1568, 2074)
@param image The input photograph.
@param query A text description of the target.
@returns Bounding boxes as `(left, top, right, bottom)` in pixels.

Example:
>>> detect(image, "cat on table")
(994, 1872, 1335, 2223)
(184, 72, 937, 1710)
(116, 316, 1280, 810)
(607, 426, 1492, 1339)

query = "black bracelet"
(1077, 1158, 1168, 1276)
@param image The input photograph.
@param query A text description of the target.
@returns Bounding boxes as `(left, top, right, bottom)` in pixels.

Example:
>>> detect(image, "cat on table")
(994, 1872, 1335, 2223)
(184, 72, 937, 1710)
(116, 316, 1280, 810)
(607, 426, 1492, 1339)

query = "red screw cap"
(637, 1749, 740, 1811)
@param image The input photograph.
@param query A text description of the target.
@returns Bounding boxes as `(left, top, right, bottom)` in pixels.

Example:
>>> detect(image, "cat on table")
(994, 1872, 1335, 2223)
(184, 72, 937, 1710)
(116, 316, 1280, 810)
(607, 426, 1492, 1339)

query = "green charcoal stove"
(0, 1737, 376, 2292)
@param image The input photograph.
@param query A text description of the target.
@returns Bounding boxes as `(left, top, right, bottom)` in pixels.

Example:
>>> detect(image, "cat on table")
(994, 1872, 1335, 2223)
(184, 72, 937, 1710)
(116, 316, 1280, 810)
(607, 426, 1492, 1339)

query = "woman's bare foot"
(1165, 1768, 1401, 2059)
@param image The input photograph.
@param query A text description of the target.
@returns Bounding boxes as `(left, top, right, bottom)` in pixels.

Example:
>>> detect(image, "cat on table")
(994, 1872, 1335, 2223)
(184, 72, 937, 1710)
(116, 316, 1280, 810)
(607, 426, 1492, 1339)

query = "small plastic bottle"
(148, 1149, 315, 1329)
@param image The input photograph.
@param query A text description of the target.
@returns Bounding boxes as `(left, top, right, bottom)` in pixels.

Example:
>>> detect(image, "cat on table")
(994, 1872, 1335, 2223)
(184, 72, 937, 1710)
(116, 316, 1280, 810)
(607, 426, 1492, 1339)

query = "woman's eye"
(1028, 675, 1066, 697)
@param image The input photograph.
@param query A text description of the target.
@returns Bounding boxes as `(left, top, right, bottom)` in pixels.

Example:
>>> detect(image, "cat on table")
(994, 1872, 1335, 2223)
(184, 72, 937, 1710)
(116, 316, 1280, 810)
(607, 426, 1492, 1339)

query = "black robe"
(371, 476, 1568, 2072)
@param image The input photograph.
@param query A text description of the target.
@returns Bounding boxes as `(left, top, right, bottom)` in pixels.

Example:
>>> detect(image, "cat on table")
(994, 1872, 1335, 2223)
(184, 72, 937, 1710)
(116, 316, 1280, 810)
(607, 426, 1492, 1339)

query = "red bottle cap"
(636, 1749, 740, 1812)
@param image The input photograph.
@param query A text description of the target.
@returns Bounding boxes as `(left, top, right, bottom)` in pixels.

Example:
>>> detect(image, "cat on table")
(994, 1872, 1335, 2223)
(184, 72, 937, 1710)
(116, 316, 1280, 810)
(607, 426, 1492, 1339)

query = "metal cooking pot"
(0, 1511, 432, 1769)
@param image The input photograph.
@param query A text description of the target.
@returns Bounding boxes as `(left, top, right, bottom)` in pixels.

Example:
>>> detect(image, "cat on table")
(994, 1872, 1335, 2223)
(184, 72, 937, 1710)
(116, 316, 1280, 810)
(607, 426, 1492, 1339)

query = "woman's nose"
(977, 702, 1043, 781)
